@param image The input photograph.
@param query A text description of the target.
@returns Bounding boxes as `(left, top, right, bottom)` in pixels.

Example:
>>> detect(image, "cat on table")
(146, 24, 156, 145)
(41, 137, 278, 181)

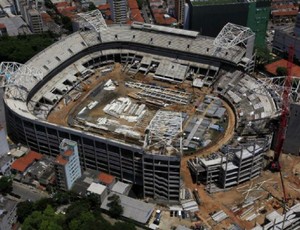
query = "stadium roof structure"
(77, 9, 107, 32)
(213, 22, 255, 50)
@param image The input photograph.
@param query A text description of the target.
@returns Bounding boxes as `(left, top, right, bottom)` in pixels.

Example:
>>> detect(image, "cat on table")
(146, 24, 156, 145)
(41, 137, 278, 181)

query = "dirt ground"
(46, 63, 300, 230)
(178, 152, 300, 230)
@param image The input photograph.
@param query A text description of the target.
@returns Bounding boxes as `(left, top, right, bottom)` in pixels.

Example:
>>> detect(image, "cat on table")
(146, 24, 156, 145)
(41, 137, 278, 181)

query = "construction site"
(2, 10, 300, 229)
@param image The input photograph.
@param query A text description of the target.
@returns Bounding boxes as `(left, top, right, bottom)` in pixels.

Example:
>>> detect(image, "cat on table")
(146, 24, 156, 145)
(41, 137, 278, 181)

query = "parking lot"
(149, 209, 194, 230)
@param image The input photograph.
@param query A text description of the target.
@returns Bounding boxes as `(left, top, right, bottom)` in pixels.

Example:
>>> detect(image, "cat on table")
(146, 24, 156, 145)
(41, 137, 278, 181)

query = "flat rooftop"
(190, 0, 239, 6)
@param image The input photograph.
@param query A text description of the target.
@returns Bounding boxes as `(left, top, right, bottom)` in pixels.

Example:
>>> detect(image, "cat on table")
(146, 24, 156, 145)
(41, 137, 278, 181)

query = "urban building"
(17, 0, 44, 33)
(174, 0, 184, 26)
(28, 9, 43, 33)
(283, 103, 300, 155)
(0, 126, 9, 157)
(3, 19, 279, 202)
(0, 155, 13, 175)
(11, 151, 43, 174)
(186, 0, 270, 47)
(188, 137, 271, 192)
(0, 23, 7, 36)
(54, 139, 82, 191)
(101, 192, 155, 224)
(108, 0, 127, 23)
(0, 196, 17, 230)
(272, 19, 300, 61)
(87, 182, 108, 203)
(271, 0, 299, 24)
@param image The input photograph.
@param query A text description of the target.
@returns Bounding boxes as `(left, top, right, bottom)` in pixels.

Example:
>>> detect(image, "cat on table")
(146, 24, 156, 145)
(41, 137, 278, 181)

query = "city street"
(12, 181, 49, 202)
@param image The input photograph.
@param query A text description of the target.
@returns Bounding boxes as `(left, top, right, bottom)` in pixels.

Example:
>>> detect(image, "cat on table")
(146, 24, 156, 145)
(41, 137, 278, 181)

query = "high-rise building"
(272, 16, 300, 61)
(54, 139, 82, 191)
(175, 0, 185, 26)
(283, 103, 300, 155)
(17, 0, 44, 33)
(109, 0, 127, 24)
(28, 9, 43, 33)
(186, 0, 270, 47)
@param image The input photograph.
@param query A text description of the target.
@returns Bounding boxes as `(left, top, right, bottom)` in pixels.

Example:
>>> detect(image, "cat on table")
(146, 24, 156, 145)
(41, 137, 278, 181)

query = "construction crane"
(271, 46, 294, 171)
(270, 46, 294, 210)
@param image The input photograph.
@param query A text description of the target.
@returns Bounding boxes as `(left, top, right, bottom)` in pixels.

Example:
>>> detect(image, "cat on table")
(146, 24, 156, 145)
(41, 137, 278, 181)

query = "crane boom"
(272, 46, 294, 170)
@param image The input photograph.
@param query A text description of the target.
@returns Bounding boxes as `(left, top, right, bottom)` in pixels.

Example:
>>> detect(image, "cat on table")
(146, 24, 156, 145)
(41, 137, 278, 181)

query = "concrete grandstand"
(1, 11, 287, 202)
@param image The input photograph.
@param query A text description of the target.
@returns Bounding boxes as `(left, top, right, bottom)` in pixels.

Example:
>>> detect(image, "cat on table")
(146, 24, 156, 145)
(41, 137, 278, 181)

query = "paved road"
(12, 181, 49, 202)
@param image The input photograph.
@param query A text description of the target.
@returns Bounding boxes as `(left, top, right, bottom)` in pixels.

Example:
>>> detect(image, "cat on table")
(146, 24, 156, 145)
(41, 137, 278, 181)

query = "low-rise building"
(101, 192, 155, 224)
(0, 155, 13, 175)
(11, 151, 43, 175)
(87, 182, 108, 203)
(0, 23, 7, 36)
(0, 196, 17, 230)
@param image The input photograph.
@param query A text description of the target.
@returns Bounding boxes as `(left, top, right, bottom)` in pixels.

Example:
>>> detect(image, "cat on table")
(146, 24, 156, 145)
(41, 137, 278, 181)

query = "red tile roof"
(55, 2, 69, 7)
(105, 19, 114, 25)
(64, 149, 73, 156)
(11, 151, 43, 173)
(265, 59, 300, 76)
(104, 10, 111, 17)
(128, 0, 139, 9)
(131, 9, 144, 22)
(41, 12, 53, 23)
(60, 10, 76, 19)
(55, 155, 68, 166)
(154, 13, 177, 25)
(98, 172, 115, 185)
(98, 3, 110, 10)
(272, 10, 298, 16)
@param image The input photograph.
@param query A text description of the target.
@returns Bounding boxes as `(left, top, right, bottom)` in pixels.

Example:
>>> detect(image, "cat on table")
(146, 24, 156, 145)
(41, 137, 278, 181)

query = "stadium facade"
(3, 21, 278, 202)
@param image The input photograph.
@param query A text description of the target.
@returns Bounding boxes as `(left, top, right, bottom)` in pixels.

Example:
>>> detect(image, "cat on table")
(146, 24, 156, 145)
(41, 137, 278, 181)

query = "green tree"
(88, 2, 97, 11)
(0, 176, 12, 194)
(0, 34, 56, 63)
(17, 201, 34, 223)
(22, 205, 64, 230)
(34, 198, 54, 211)
(65, 200, 91, 224)
(69, 211, 96, 230)
(107, 194, 123, 218)
(276, 66, 288, 76)
(255, 47, 272, 70)
(61, 15, 73, 32)
(113, 222, 136, 230)
(137, 0, 143, 8)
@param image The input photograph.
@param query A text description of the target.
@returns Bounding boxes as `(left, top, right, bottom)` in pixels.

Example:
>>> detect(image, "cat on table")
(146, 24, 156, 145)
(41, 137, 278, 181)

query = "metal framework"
(145, 110, 183, 154)
(254, 76, 300, 108)
(0, 62, 43, 101)
(78, 9, 107, 33)
(213, 23, 255, 49)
